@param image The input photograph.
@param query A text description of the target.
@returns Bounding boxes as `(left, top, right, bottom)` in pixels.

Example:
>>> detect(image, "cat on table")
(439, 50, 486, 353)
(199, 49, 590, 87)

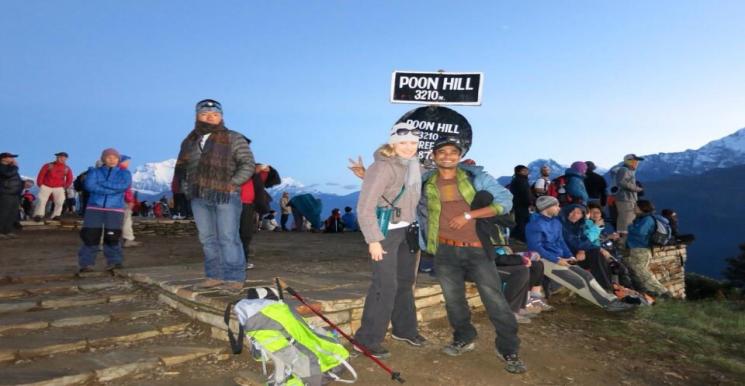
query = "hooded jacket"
(564, 167, 589, 204)
(83, 165, 132, 210)
(357, 151, 419, 244)
(0, 164, 22, 196)
(525, 212, 572, 263)
(418, 163, 512, 255)
(627, 213, 655, 248)
(560, 204, 599, 253)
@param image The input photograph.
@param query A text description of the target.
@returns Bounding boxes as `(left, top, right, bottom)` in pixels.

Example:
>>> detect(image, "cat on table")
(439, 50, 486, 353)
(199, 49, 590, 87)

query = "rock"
(95, 360, 159, 382)
(41, 295, 105, 309)
(50, 314, 110, 328)
(0, 300, 37, 314)
(157, 346, 222, 366)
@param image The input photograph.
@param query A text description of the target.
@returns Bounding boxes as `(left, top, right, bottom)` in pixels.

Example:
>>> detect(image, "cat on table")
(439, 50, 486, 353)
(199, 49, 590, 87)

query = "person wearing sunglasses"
(353, 122, 427, 359)
(173, 99, 255, 292)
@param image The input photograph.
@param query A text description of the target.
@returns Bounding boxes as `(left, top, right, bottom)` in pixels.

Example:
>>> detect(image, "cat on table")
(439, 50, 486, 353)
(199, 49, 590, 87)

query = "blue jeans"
(78, 209, 124, 268)
(435, 244, 520, 356)
(191, 193, 245, 282)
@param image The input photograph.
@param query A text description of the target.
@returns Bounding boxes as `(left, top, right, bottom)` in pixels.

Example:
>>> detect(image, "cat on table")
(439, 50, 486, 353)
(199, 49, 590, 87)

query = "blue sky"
(2, 1, 744, 193)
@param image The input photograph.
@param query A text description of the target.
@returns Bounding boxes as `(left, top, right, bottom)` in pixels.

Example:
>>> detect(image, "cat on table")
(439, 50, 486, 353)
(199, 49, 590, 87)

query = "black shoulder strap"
(382, 185, 406, 207)
(224, 300, 244, 354)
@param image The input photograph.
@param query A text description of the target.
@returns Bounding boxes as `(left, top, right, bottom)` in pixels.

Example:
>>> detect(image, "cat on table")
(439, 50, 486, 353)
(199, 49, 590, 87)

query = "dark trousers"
(496, 265, 530, 313)
(435, 244, 520, 356)
(354, 228, 419, 347)
(512, 206, 530, 242)
(291, 207, 305, 231)
(0, 195, 19, 234)
(239, 203, 256, 262)
(578, 249, 613, 291)
(173, 193, 192, 218)
(78, 209, 124, 267)
(280, 213, 289, 231)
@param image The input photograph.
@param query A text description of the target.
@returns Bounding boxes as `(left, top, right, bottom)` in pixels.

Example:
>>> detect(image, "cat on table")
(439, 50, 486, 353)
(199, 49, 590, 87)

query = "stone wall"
(649, 245, 687, 299)
(132, 220, 197, 237)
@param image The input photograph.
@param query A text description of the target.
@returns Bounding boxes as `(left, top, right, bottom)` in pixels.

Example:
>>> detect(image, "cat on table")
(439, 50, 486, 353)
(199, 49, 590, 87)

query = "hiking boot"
(442, 340, 475, 356)
(122, 240, 141, 248)
(78, 266, 95, 274)
(33, 216, 43, 222)
(353, 344, 391, 359)
(605, 299, 636, 312)
(105, 263, 123, 272)
(391, 333, 428, 347)
(500, 352, 528, 374)
(51, 216, 62, 221)
(195, 278, 224, 289)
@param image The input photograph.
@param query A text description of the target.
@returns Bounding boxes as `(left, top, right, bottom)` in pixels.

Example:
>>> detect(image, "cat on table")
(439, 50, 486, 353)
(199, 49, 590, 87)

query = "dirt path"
(0, 227, 729, 385)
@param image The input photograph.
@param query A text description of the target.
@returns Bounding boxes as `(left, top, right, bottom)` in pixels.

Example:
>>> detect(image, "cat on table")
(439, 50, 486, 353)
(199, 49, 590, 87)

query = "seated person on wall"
(585, 202, 634, 289)
(560, 204, 615, 291)
(660, 209, 695, 245)
(323, 208, 344, 233)
(341, 206, 359, 231)
(625, 200, 673, 299)
(526, 196, 633, 312)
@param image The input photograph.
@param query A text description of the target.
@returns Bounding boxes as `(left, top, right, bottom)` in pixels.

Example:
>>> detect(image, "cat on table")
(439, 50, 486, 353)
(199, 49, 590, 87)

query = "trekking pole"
(275, 277, 405, 383)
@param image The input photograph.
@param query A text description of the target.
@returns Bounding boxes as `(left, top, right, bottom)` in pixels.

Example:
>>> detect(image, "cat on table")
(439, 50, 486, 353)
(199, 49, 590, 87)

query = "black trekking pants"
(239, 203, 256, 262)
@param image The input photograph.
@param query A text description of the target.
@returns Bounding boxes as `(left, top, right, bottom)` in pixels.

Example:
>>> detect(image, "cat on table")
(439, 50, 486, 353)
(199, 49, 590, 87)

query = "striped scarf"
(176, 120, 233, 203)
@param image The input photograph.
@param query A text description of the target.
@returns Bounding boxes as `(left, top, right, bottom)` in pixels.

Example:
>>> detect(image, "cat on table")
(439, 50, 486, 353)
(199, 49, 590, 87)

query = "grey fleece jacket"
(175, 130, 255, 199)
(357, 152, 419, 244)
(614, 166, 642, 202)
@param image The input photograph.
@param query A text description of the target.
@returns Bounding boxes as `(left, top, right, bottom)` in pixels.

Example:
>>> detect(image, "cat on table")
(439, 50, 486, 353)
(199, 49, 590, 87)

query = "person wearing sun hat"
(615, 154, 645, 237)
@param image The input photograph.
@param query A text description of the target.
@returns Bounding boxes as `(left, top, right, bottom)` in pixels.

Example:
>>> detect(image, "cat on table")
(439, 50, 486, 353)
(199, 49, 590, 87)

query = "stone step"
(0, 343, 226, 386)
(0, 288, 141, 315)
(0, 277, 130, 299)
(0, 302, 165, 334)
(0, 315, 189, 363)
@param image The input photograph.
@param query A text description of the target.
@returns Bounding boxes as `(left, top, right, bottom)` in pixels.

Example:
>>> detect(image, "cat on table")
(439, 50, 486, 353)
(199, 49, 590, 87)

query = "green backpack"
(225, 287, 357, 386)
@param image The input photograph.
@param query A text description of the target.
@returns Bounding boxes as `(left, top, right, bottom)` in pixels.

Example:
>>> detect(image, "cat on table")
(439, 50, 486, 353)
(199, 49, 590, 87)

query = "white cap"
(389, 122, 420, 145)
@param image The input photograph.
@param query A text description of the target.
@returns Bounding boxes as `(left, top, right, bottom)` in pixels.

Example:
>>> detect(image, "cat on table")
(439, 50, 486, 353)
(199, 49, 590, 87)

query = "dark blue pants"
(78, 208, 124, 268)
(435, 244, 520, 356)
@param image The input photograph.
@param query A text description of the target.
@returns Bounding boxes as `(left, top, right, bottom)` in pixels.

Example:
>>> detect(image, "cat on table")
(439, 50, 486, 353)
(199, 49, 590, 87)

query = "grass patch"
(630, 300, 745, 379)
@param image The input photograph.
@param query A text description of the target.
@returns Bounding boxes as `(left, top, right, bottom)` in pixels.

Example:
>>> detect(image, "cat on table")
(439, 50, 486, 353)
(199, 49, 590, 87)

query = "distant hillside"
(643, 164, 745, 278)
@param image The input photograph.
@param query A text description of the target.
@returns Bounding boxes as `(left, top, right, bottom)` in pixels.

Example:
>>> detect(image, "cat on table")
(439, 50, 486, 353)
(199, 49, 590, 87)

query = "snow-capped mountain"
(622, 127, 745, 182)
(497, 159, 568, 186)
(131, 159, 175, 195)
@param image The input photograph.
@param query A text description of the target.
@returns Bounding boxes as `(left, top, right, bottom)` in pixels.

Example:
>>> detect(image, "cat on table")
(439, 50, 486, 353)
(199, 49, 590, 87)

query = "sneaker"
(500, 353, 528, 374)
(78, 266, 94, 274)
(105, 263, 123, 272)
(33, 216, 43, 222)
(605, 299, 636, 312)
(353, 344, 391, 359)
(391, 333, 428, 347)
(51, 216, 62, 221)
(245, 262, 255, 270)
(514, 312, 532, 324)
(442, 340, 475, 356)
(529, 298, 555, 312)
(122, 240, 141, 248)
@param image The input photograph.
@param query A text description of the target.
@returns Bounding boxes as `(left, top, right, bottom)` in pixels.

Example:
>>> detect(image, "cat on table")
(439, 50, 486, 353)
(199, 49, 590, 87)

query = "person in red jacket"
(239, 164, 271, 270)
(33, 152, 74, 221)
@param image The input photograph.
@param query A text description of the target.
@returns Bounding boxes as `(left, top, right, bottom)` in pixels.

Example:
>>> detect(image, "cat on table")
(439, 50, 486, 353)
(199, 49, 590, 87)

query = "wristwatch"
(463, 212, 473, 221)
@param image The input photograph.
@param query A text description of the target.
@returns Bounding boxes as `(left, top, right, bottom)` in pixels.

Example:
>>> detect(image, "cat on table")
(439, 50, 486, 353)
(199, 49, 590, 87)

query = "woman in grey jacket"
(352, 122, 426, 358)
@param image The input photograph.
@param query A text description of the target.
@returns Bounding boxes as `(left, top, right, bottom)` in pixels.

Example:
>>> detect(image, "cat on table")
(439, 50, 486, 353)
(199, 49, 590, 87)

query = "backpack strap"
(381, 185, 406, 207)
(224, 300, 245, 354)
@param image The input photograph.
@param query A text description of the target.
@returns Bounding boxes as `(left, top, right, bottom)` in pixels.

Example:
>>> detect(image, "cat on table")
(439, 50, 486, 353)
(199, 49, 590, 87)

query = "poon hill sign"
(390, 71, 483, 106)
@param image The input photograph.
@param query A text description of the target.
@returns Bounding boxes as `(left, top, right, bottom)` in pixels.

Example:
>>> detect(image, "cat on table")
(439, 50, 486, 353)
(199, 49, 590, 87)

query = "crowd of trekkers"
(0, 98, 694, 378)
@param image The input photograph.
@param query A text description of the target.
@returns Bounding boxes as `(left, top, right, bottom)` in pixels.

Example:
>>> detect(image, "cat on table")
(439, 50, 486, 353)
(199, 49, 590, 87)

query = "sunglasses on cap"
(392, 128, 421, 136)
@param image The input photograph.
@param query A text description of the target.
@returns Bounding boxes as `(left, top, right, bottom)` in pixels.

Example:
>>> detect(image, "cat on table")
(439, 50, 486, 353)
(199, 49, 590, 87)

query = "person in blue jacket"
(626, 200, 671, 298)
(564, 161, 589, 205)
(560, 204, 614, 291)
(77, 148, 132, 273)
(526, 196, 631, 311)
